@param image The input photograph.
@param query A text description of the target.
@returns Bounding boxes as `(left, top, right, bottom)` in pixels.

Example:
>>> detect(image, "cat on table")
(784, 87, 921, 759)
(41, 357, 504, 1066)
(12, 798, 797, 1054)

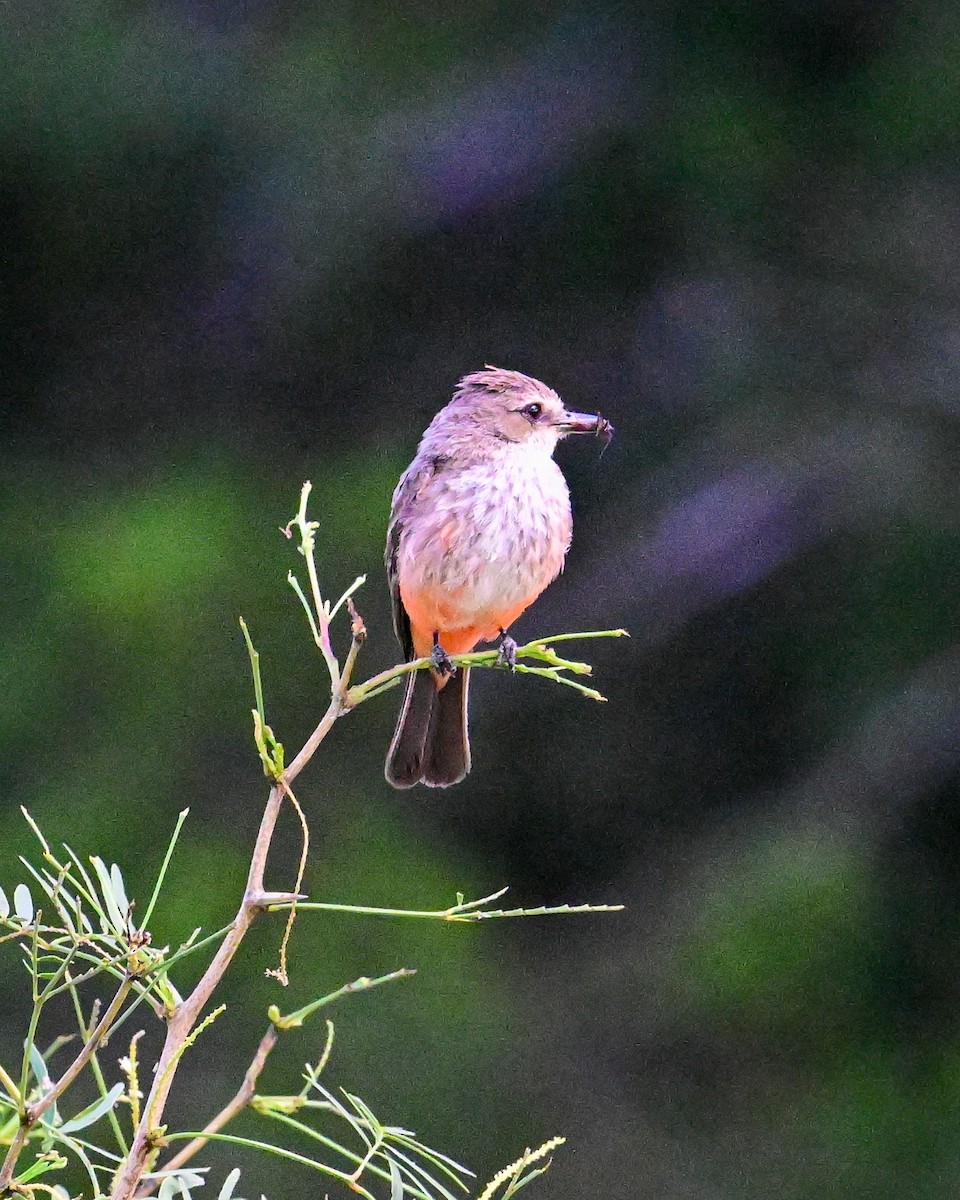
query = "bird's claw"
(431, 640, 455, 676)
(496, 633, 518, 670)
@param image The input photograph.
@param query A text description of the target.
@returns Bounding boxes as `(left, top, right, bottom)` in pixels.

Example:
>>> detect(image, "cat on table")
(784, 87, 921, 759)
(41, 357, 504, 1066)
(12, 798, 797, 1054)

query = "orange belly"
(401, 582, 535, 661)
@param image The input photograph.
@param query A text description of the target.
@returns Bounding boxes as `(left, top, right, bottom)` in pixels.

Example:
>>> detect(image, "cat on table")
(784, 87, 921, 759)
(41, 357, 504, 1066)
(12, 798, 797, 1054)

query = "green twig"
(239, 619, 266, 729)
(240, 619, 284, 778)
(270, 968, 416, 1030)
(66, 980, 128, 1155)
(141, 808, 189, 931)
(346, 629, 628, 708)
(284, 481, 341, 691)
(160, 1130, 382, 1200)
(276, 887, 624, 923)
(0, 1062, 20, 1105)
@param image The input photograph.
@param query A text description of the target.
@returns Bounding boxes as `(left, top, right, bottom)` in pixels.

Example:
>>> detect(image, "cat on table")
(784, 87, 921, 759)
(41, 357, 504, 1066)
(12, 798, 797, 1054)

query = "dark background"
(3, 2, 960, 1197)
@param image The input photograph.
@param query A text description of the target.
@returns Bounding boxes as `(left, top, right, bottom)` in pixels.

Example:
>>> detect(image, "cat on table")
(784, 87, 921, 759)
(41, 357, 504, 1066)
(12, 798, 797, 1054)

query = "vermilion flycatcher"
(385, 366, 611, 788)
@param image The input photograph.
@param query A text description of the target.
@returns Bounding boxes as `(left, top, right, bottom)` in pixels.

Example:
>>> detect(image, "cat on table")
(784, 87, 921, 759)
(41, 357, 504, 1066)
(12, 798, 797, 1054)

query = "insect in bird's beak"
(555, 411, 615, 449)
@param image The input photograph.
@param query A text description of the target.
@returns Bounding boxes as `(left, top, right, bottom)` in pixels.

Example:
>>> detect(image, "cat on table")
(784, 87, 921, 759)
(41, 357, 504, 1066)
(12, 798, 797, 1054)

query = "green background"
(3, 2, 960, 1197)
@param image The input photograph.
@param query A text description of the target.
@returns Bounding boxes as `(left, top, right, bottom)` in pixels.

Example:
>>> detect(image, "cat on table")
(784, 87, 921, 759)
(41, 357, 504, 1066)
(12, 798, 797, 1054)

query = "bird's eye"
(521, 402, 543, 421)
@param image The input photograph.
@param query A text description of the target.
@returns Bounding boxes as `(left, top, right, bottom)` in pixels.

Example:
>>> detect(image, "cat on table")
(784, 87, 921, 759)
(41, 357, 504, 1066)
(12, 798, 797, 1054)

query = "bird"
(384, 366, 612, 789)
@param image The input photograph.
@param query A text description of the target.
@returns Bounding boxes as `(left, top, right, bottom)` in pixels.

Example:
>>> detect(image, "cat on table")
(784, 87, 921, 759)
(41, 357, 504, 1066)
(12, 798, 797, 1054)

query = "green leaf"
(28, 1043, 60, 1129)
(28, 1042, 50, 1089)
(216, 1168, 242, 1200)
(275, 968, 415, 1028)
(90, 856, 127, 932)
(58, 1082, 125, 1132)
(14, 1151, 68, 1183)
(13, 883, 33, 923)
(110, 863, 130, 918)
(142, 808, 190, 929)
(156, 1169, 206, 1199)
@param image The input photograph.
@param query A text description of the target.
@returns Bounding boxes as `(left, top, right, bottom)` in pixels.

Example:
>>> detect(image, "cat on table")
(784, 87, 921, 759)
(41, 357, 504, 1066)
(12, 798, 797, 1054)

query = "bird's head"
(446, 366, 612, 454)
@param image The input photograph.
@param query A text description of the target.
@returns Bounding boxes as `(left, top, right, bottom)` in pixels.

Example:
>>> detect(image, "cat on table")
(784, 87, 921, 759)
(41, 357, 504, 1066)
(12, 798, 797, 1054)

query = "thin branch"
(0, 976, 134, 1192)
(346, 629, 627, 708)
(142, 1025, 278, 1187)
(328, 574, 366, 621)
(284, 886, 624, 923)
(66, 976, 129, 1156)
(336, 598, 366, 705)
(33, 977, 133, 1120)
(158, 1131, 380, 1199)
(266, 781, 309, 987)
(284, 482, 340, 691)
(110, 685, 343, 1200)
(0, 1061, 21, 1105)
(0, 1128, 30, 1192)
(291, 899, 625, 922)
(271, 968, 416, 1030)
(279, 698, 342, 787)
(106, 488, 623, 1200)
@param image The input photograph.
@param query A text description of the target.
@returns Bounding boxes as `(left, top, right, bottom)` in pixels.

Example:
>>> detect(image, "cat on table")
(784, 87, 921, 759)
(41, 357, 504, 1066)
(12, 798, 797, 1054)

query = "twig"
(346, 629, 627, 708)
(0, 1061, 20, 1104)
(67, 977, 129, 1155)
(110, 654, 349, 1200)
(147, 1025, 279, 1183)
(284, 482, 340, 692)
(266, 780, 309, 987)
(109, 788, 284, 1198)
(113, 537, 372, 1194)
(290, 898, 625, 922)
(271, 968, 416, 1031)
(45, 1000, 126, 1117)
(0, 975, 134, 1191)
(104, 489, 622, 1200)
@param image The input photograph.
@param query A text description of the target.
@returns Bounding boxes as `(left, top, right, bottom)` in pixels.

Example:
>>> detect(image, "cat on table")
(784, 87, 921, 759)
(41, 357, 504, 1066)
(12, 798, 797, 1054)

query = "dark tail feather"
(422, 667, 471, 788)
(385, 669, 437, 788)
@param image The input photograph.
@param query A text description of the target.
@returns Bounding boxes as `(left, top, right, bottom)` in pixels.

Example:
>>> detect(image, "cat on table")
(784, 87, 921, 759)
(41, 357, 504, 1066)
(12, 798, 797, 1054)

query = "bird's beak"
(555, 410, 615, 444)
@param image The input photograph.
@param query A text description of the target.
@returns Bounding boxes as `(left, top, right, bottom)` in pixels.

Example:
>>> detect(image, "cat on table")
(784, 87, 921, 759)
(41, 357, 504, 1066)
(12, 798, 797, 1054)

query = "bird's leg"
(431, 631, 455, 676)
(496, 628, 518, 670)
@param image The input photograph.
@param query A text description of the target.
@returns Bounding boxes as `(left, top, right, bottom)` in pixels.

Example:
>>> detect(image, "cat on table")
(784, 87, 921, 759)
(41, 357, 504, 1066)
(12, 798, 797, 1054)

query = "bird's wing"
(385, 457, 438, 660)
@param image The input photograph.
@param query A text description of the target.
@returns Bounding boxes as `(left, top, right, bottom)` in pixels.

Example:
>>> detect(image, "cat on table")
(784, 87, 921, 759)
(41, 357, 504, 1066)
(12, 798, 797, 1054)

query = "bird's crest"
(455, 365, 556, 400)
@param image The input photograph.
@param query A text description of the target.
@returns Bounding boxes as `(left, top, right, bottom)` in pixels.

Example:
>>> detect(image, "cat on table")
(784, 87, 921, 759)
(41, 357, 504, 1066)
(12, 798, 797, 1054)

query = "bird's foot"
(431, 637, 455, 677)
(496, 631, 518, 671)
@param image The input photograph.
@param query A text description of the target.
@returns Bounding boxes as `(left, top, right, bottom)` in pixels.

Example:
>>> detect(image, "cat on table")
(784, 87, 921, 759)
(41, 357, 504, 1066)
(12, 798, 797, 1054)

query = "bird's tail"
(385, 667, 471, 788)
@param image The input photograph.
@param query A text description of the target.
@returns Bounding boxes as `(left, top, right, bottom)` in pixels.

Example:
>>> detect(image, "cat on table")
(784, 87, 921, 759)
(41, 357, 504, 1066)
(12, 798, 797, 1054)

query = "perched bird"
(384, 366, 612, 788)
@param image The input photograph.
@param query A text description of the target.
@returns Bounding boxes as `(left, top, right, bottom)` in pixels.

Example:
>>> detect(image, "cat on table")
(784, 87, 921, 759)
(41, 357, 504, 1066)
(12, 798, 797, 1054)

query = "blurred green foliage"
(3, 1, 960, 1196)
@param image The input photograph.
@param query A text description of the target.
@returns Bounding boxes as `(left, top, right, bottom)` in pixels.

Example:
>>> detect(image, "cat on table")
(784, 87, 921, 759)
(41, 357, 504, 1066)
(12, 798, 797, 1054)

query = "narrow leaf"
(13, 884, 33, 923)
(155, 1169, 206, 1199)
(14, 1152, 68, 1183)
(61, 844, 100, 909)
(59, 1082, 125, 1132)
(142, 808, 189, 928)
(29, 1042, 60, 1128)
(110, 864, 131, 919)
(90, 857, 125, 932)
(28, 1042, 50, 1089)
(217, 1168, 242, 1200)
